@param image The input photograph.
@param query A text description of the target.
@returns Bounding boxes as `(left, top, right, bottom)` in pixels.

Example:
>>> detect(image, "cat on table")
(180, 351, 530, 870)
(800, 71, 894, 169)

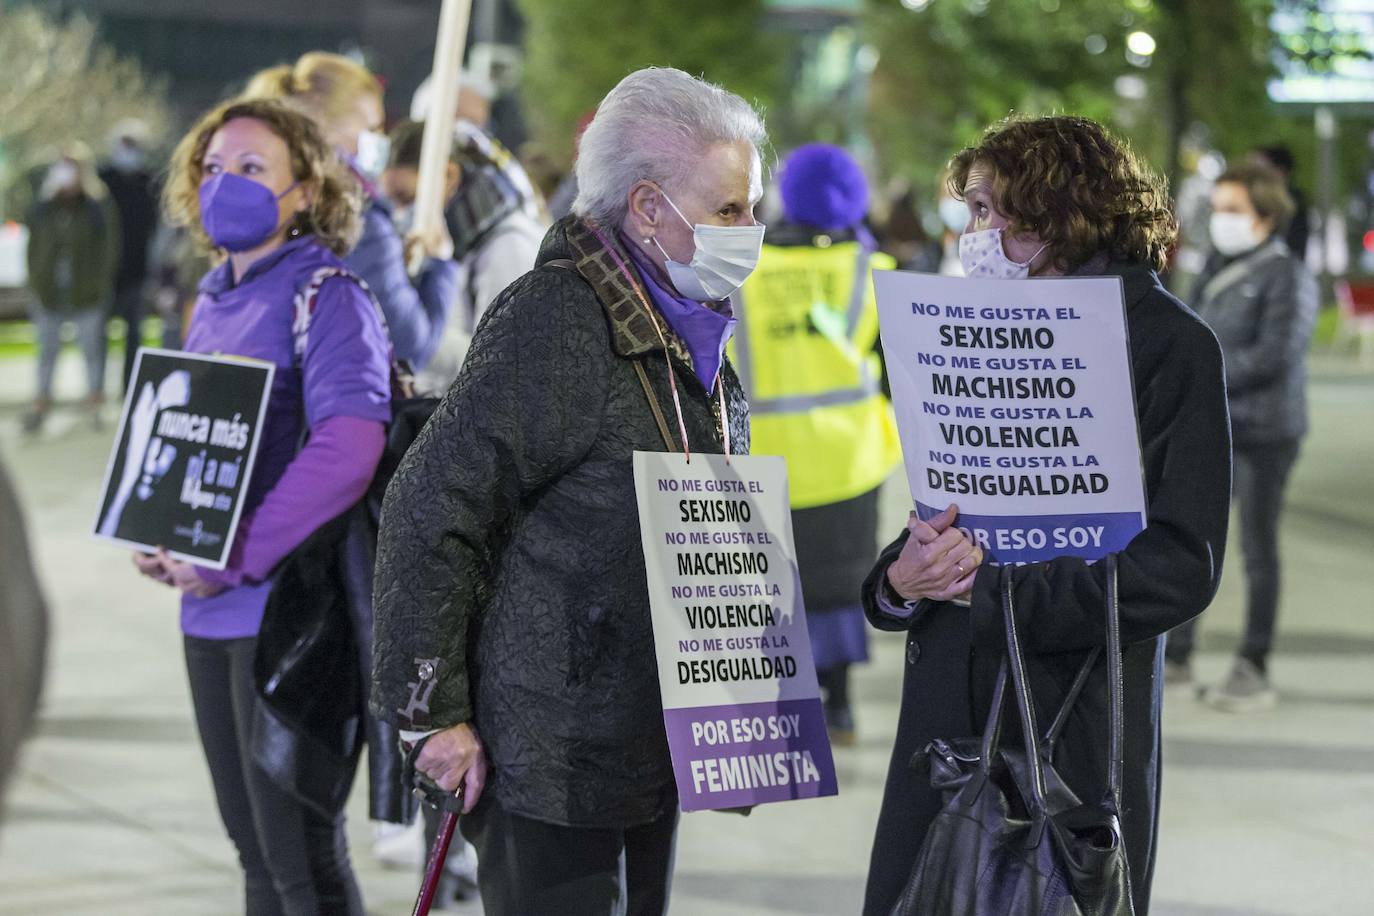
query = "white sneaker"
(1201, 658, 1277, 713)
(372, 818, 425, 870)
(444, 838, 479, 882)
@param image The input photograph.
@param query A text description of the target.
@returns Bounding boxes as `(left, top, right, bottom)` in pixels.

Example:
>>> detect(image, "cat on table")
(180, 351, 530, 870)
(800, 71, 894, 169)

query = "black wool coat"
(371, 217, 749, 829)
(861, 261, 1232, 916)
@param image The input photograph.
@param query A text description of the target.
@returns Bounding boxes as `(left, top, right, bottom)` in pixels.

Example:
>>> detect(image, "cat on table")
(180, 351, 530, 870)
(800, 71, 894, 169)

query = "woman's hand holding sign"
(131, 549, 227, 598)
(886, 504, 984, 604)
(133, 551, 172, 585)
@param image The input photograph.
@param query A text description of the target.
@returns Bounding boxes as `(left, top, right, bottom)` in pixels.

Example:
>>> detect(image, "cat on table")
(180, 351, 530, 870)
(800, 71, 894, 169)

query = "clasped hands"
(886, 504, 985, 605)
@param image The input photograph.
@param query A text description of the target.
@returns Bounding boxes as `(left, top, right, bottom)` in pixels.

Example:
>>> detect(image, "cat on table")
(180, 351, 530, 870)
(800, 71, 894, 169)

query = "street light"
(1126, 30, 1157, 57)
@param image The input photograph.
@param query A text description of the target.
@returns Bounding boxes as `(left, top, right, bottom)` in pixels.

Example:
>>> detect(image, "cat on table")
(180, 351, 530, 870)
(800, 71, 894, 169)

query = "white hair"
(573, 68, 766, 227)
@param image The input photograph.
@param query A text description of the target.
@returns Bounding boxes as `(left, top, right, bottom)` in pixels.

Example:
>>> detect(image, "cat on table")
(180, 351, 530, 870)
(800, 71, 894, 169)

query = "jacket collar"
(539, 216, 694, 367)
(1073, 253, 1166, 314)
(198, 236, 314, 296)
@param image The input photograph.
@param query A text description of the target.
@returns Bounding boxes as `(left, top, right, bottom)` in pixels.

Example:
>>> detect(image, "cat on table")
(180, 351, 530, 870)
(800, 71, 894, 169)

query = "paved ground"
(0, 345, 1372, 915)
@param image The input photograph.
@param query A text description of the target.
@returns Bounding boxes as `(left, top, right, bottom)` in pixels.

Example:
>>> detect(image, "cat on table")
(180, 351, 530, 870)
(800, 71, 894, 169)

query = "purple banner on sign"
(915, 502, 1145, 565)
(662, 698, 837, 812)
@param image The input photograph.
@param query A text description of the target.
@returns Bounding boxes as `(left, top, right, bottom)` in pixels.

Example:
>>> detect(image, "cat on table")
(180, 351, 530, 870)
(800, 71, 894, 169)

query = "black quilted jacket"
(371, 217, 750, 828)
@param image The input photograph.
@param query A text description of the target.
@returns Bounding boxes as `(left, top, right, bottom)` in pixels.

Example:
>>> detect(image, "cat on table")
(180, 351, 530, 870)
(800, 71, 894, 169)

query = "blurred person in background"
(383, 118, 546, 394)
(410, 66, 528, 155)
(410, 70, 548, 226)
(23, 146, 120, 434)
(1166, 161, 1318, 711)
(147, 221, 211, 348)
(546, 109, 599, 221)
(148, 97, 392, 914)
(245, 52, 460, 372)
(99, 120, 161, 393)
(0, 458, 48, 823)
(732, 144, 903, 745)
(881, 182, 941, 274)
(1253, 144, 1311, 263)
(933, 176, 967, 276)
(863, 116, 1230, 916)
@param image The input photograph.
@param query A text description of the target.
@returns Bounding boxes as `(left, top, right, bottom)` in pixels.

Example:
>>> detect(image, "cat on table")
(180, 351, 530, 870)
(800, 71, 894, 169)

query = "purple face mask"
(199, 172, 298, 252)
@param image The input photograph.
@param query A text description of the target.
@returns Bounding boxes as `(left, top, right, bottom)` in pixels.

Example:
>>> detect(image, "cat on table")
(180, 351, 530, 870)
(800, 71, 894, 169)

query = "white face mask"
(958, 227, 1047, 279)
(938, 197, 968, 234)
(1209, 212, 1263, 257)
(355, 130, 391, 180)
(42, 161, 81, 199)
(653, 190, 764, 301)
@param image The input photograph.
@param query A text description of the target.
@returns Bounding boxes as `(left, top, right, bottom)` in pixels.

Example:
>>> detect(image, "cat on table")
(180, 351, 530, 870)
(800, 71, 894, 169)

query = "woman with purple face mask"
(862, 116, 1231, 916)
(143, 98, 391, 915)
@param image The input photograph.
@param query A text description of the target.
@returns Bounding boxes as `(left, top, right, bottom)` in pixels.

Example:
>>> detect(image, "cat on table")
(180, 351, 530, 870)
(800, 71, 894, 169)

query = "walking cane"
(407, 735, 467, 916)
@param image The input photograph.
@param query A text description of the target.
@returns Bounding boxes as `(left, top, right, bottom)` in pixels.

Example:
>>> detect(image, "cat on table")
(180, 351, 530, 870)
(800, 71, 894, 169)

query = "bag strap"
(544, 257, 679, 453)
(292, 266, 371, 368)
(290, 264, 416, 399)
(1104, 554, 1124, 801)
(991, 558, 1126, 811)
(1041, 647, 1101, 753)
(635, 361, 679, 452)
(1198, 241, 1286, 307)
(998, 565, 1050, 828)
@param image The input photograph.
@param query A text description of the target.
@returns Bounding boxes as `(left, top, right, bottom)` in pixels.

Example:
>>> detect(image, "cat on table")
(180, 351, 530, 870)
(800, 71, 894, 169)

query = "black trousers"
(184, 635, 363, 916)
(459, 792, 678, 916)
(1168, 439, 1301, 668)
(111, 282, 145, 394)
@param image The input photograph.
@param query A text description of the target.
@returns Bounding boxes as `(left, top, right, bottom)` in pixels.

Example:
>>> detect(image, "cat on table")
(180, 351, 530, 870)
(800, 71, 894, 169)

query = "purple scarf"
(624, 235, 736, 391)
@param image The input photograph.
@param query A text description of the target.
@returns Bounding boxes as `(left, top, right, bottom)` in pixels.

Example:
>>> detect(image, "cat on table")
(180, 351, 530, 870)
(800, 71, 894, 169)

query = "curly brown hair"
(163, 98, 362, 256)
(948, 116, 1176, 273)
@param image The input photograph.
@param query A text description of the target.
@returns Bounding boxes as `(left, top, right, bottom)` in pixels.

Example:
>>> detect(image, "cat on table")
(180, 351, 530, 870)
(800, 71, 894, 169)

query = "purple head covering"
(779, 144, 870, 232)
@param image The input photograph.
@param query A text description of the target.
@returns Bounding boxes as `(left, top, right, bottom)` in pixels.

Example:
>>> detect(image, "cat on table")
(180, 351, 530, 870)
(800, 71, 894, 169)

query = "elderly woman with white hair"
(371, 68, 765, 915)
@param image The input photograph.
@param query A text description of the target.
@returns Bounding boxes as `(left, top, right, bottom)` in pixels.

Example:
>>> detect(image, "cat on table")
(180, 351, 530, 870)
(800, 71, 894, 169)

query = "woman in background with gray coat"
(1166, 161, 1319, 711)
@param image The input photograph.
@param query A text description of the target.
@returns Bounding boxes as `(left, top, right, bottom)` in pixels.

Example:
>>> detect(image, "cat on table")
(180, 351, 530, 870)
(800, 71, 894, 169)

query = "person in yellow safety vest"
(729, 144, 903, 745)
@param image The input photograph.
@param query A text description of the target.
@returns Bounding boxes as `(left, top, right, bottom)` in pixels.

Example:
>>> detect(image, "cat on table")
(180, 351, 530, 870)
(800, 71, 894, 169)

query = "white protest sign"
(873, 271, 1146, 565)
(633, 451, 837, 812)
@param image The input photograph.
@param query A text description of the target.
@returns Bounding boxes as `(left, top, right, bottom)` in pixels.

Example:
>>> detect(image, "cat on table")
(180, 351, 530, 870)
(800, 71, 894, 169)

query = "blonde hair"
(243, 52, 382, 127)
(163, 98, 363, 256)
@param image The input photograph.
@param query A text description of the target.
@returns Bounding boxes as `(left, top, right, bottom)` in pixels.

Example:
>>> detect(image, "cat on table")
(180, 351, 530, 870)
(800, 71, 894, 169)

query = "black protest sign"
(94, 348, 274, 568)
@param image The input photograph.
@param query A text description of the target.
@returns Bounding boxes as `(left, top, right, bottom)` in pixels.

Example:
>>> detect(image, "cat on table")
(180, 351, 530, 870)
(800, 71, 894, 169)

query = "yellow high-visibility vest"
(729, 240, 903, 509)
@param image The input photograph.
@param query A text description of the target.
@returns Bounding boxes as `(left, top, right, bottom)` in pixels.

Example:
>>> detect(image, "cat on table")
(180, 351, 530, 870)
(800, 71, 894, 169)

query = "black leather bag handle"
(999, 565, 1051, 822)
(1103, 554, 1124, 801)
(984, 557, 1126, 820)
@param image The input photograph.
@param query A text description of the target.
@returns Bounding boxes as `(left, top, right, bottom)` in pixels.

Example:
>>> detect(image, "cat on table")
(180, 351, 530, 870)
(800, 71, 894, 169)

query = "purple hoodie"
(180, 237, 391, 639)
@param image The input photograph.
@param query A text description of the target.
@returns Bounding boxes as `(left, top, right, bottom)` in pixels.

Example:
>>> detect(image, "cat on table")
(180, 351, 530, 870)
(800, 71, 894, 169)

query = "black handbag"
(892, 556, 1135, 916)
(252, 266, 441, 819)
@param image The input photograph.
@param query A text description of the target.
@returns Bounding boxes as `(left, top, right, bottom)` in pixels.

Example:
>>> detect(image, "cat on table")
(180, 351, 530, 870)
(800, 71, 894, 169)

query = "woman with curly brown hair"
(863, 116, 1231, 915)
(134, 98, 390, 914)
